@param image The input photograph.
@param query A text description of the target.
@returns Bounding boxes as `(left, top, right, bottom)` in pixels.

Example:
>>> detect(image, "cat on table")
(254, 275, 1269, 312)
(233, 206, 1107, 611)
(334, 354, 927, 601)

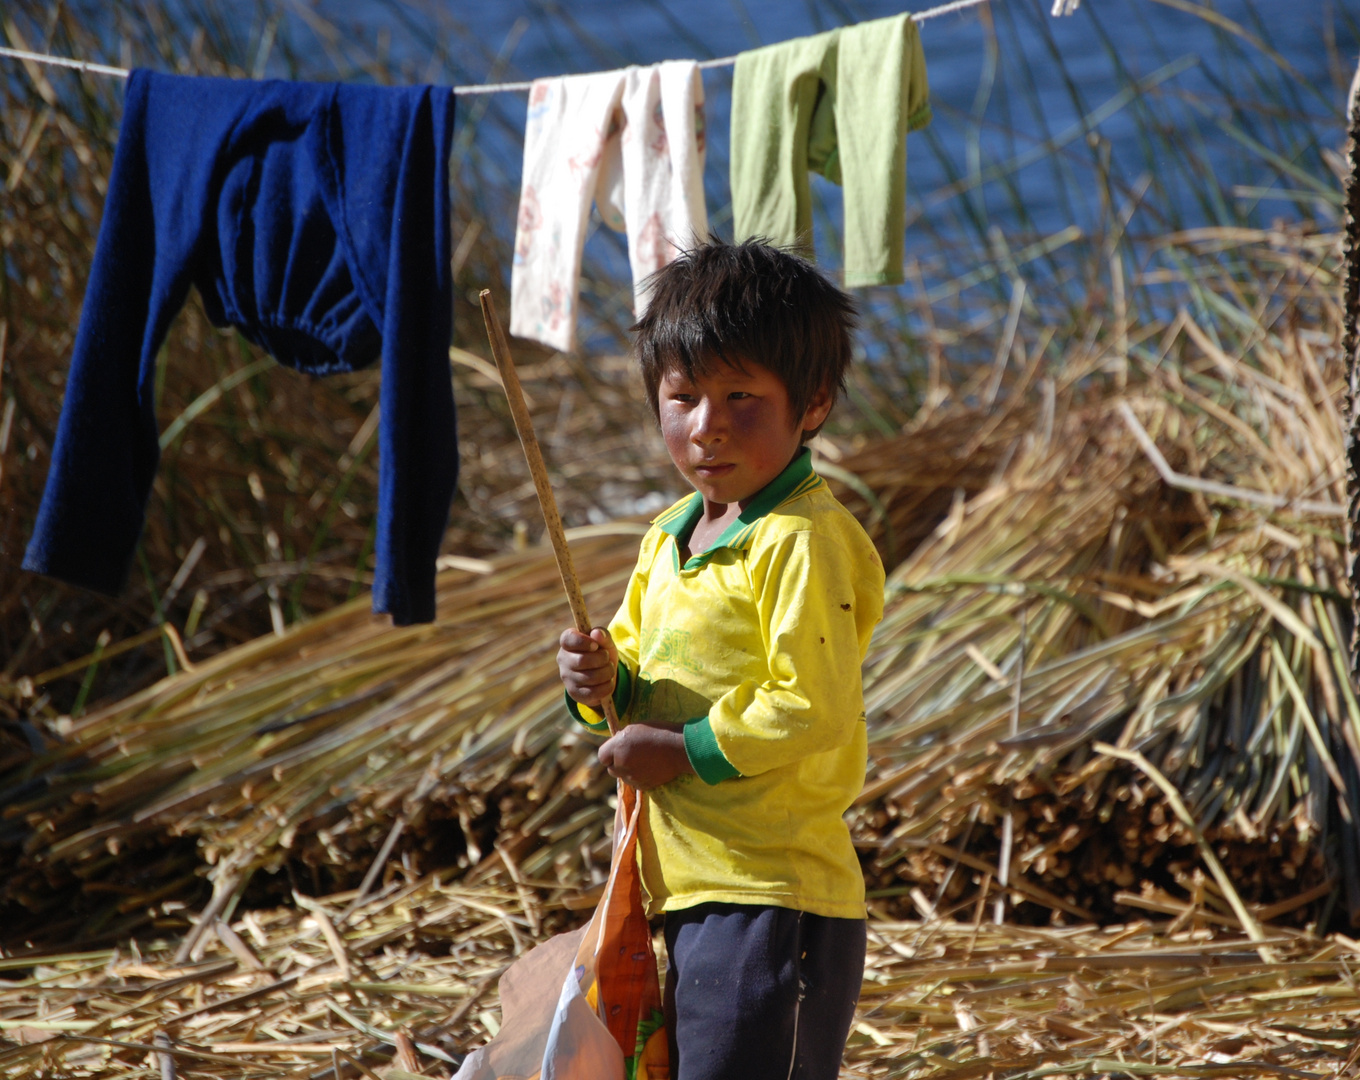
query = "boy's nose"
(691, 398, 727, 444)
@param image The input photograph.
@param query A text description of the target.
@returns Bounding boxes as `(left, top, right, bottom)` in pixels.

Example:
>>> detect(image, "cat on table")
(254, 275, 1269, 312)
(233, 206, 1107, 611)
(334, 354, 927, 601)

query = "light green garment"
(731, 13, 932, 287)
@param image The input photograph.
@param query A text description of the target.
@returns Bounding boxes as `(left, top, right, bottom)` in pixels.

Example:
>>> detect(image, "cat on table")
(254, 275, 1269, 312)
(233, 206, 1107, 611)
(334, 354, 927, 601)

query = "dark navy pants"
(663, 903, 866, 1080)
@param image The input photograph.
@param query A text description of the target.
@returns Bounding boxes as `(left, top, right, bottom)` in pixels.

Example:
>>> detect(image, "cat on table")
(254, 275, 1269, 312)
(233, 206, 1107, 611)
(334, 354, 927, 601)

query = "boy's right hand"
(558, 627, 618, 708)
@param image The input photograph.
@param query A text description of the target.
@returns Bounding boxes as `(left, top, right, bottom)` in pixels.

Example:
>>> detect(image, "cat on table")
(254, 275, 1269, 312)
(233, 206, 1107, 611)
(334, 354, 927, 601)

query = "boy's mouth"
(694, 462, 735, 478)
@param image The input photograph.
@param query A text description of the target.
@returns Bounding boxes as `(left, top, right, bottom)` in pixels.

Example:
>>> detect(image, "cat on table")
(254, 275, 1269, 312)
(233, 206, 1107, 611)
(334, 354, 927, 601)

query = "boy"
(557, 239, 884, 1080)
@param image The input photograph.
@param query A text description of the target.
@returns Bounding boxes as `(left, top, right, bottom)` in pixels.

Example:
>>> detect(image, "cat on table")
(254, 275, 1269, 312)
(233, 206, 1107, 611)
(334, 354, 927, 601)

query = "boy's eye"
(728, 391, 751, 401)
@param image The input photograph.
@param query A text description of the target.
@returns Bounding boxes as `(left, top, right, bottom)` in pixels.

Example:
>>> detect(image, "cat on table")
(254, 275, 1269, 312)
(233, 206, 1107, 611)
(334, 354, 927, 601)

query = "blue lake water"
(39, 0, 1360, 338)
(278, 0, 1356, 335)
(304, 0, 1358, 233)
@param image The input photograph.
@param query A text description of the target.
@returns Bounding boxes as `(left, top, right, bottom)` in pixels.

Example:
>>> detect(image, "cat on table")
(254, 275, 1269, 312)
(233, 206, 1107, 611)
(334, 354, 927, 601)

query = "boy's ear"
(801, 385, 833, 434)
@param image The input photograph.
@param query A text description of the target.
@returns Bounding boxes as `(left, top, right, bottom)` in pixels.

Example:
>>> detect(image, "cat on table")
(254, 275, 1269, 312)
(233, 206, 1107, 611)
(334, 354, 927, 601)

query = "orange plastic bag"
(453, 782, 668, 1080)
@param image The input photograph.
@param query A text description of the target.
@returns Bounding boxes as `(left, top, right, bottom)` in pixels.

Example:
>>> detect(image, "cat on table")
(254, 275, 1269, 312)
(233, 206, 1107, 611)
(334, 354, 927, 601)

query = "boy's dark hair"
(632, 238, 857, 439)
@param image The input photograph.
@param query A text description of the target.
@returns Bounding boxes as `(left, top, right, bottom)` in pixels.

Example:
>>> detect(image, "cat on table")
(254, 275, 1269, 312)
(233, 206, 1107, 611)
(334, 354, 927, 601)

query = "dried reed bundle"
(3, 222, 1354, 947)
(856, 226, 1356, 927)
(0, 525, 648, 942)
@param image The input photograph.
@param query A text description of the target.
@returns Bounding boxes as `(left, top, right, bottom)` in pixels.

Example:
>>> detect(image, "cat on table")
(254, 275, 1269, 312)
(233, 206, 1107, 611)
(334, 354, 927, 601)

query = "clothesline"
(0, 0, 1014, 93)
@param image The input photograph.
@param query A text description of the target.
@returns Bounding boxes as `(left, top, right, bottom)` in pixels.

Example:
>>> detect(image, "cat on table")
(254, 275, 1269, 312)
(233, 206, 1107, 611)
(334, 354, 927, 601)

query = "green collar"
(654, 448, 823, 569)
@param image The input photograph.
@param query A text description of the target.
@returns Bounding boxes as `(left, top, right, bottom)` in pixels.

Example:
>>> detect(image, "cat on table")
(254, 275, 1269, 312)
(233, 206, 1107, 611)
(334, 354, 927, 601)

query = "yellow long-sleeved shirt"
(571, 449, 884, 919)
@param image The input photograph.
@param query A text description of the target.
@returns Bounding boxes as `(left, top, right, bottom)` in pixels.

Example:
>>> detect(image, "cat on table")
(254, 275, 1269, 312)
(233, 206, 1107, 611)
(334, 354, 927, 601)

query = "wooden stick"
(1344, 90, 1360, 695)
(479, 291, 621, 735)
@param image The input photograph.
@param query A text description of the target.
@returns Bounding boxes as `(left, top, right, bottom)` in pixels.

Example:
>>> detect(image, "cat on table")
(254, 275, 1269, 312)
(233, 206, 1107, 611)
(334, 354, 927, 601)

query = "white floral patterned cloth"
(510, 62, 708, 352)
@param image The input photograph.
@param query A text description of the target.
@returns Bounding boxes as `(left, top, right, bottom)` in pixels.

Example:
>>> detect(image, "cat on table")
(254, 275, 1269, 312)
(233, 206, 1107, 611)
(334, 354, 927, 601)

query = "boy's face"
(657, 358, 831, 509)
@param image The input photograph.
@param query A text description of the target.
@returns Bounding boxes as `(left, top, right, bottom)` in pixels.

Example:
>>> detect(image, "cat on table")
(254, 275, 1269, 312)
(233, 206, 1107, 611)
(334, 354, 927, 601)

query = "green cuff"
(908, 101, 933, 132)
(684, 717, 741, 785)
(565, 664, 632, 734)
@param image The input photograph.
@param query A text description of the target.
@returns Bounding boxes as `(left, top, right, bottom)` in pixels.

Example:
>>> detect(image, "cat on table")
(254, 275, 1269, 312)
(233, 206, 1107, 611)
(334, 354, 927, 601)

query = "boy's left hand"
(599, 721, 695, 791)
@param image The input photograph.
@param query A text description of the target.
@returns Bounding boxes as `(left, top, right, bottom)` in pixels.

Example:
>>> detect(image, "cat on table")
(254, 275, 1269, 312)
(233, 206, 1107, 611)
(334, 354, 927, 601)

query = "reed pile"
(0, 527, 648, 943)
(854, 224, 1355, 928)
(1, 215, 1352, 945)
(3, 874, 1359, 1079)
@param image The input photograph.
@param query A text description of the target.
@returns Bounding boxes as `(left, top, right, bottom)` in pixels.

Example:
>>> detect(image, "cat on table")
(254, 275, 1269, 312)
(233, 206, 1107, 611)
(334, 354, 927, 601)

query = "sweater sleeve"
(327, 83, 457, 625)
(22, 70, 200, 595)
(704, 528, 883, 777)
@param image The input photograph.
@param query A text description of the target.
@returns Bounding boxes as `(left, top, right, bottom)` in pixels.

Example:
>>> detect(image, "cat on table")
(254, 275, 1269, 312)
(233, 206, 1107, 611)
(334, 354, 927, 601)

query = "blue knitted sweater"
(24, 70, 457, 624)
